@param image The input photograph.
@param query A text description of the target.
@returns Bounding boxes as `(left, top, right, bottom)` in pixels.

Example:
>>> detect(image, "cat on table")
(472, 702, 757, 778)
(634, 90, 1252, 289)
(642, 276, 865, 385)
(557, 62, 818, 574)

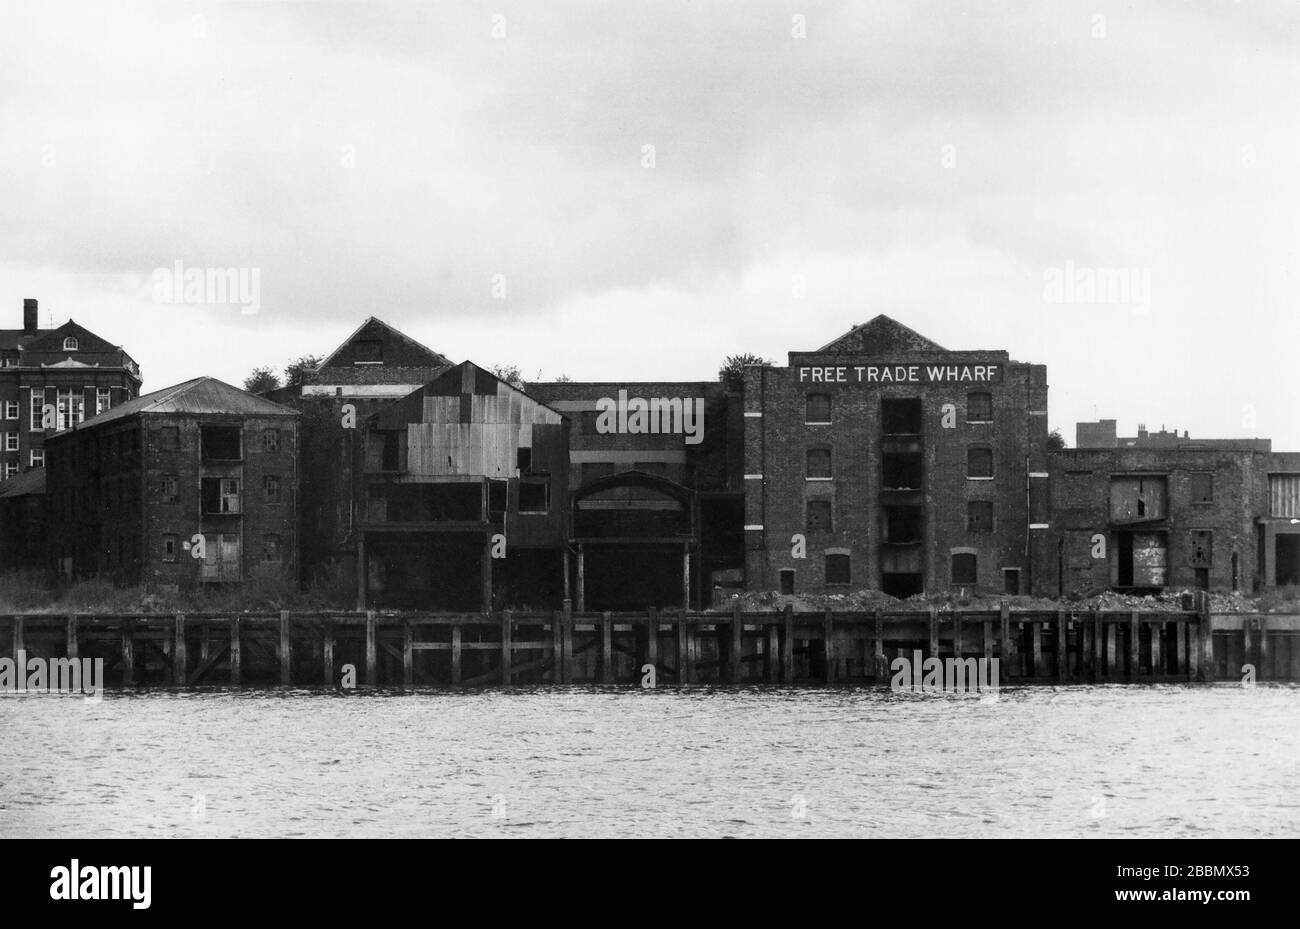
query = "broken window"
(967, 500, 994, 532)
(882, 451, 923, 489)
(162, 534, 177, 563)
(519, 479, 549, 513)
(201, 477, 240, 514)
(806, 393, 832, 424)
(806, 447, 832, 479)
(517, 447, 532, 473)
(952, 552, 978, 585)
(1109, 476, 1168, 522)
(825, 553, 851, 585)
(200, 425, 241, 461)
(262, 429, 280, 452)
(1189, 472, 1213, 504)
(806, 499, 833, 533)
(263, 474, 281, 503)
(967, 447, 994, 479)
(966, 392, 993, 423)
(160, 475, 179, 505)
(1188, 530, 1212, 567)
(881, 398, 922, 435)
(885, 506, 923, 543)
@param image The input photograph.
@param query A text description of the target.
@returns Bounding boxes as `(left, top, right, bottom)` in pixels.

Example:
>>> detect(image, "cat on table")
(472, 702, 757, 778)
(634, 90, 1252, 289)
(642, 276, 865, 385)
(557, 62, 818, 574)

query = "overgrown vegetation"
(718, 353, 772, 392)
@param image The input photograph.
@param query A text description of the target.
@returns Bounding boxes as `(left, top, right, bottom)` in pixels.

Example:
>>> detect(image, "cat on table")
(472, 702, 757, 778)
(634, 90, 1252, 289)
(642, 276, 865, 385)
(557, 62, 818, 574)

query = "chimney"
(22, 298, 38, 333)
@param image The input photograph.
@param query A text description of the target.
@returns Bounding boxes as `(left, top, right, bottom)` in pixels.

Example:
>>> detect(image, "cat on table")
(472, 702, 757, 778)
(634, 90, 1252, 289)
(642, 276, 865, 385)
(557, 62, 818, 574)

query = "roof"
(316, 317, 453, 370)
(49, 376, 298, 435)
(816, 315, 947, 354)
(0, 468, 45, 499)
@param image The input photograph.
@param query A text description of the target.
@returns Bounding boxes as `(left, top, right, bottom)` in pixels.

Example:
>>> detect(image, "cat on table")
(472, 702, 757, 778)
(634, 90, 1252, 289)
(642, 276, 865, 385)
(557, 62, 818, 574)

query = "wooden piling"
(1242, 616, 1253, 678)
(730, 602, 743, 684)
(230, 616, 241, 685)
(402, 618, 413, 686)
(1150, 621, 1162, 678)
(768, 624, 781, 683)
(678, 611, 691, 684)
(365, 610, 377, 685)
(982, 619, 992, 663)
(928, 607, 939, 660)
(121, 617, 134, 687)
(10, 615, 22, 660)
(824, 609, 835, 683)
(279, 610, 291, 685)
(875, 611, 887, 682)
(552, 610, 564, 683)
(1089, 611, 1101, 680)
(562, 600, 574, 685)
(1196, 591, 1213, 681)
(1176, 617, 1188, 680)
(1126, 610, 1139, 680)
(1258, 616, 1270, 680)
(501, 611, 512, 686)
(646, 608, 658, 673)
(782, 604, 793, 683)
(1056, 610, 1067, 683)
(1030, 620, 1042, 679)
(451, 624, 463, 686)
(322, 618, 334, 685)
(175, 613, 187, 685)
(1105, 620, 1116, 677)
(66, 615, 78, 661)
(601, 612, 612, 684)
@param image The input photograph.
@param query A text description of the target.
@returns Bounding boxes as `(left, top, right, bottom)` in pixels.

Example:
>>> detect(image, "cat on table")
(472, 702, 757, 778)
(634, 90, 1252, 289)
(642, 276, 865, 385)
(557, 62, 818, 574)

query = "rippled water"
(2, 684, 1298, 838)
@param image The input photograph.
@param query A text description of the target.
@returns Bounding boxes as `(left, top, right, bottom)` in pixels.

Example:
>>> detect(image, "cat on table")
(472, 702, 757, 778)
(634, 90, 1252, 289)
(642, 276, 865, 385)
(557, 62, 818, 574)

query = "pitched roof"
(50, 376, 298, 435)
(816, 315, 946, 354)
(316, 317, 453, 370)
(0, 467, 45, 498)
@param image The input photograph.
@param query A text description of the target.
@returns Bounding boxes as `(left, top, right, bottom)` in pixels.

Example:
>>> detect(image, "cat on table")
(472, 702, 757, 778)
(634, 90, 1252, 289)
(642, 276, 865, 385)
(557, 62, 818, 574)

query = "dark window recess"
(162, 534, 177, 563)
(806, 393, 832, 423)
(354, 340, 383, 362)
(967, 392, 993, 422)
(1189, 472, 1213, 504)
(779, 569, 795, 595)
(882, 398, 922, 435)
(967, 500, 994, 533)
(1003, 568, 1020, 595)
(806, 447, 832, 479)
(885, 506, 923, 544)
(160, 476, 179, 505)
(263, 474, 282, 502)
(882, 573, 923, 598)
(1194, 567, 1209, 590)
(380, 431, 401, 471)
(1188, 530, 1212, 566)
(517, 447, 532, 472)
(264, 535, 282, 562)
(519, 479, 549, 513)
(967, 447, 994, 478)
(806, 500, 833, 533)
(158, 426, 179, 451)
(952, 552, 978, 585)
(825, 553, 851, 585)
(200, 425, 241, 461)
(488, 479, 508, 517)
(882, 452, 922, 489)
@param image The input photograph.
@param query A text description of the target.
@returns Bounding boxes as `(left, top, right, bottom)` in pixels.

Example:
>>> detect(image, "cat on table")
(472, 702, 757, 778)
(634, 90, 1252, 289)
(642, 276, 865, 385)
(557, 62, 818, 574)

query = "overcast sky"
(1, 0, 1297, 447)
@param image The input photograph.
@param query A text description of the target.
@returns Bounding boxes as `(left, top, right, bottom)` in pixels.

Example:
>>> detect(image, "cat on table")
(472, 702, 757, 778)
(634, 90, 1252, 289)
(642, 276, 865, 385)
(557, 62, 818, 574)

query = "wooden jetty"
(5, 592, 1295, 688)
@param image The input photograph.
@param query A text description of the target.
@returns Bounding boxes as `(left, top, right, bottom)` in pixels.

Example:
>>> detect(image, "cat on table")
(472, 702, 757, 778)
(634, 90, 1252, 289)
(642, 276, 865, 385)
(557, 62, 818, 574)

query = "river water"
(2, 684, 1297, 838)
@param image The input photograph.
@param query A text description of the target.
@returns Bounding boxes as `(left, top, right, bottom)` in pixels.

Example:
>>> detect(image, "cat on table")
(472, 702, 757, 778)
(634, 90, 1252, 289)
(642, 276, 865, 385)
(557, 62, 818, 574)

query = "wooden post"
(121, 617, 134, 687)
(175, 613, 187, 686)
(782, 604, 794, 683)
(999, 601, 1012, 676)
(823, 609, 835, 683)
(768, 624, 781, 683)
(601, 612, 612, 684)
(1056, 610, 1067, 683)
(1242, 615, 1253, 678)
(875, 611, 886, 683)
(323, 618, 334, 685)
(646, 608, 658, 673)
(1258, 616, 1270, 680)
(1150, 620, 1163, 678)
(501, 611, 512, 686)
(1199, 592, 1214, 681)
(552, 610, 564, 683)
(1176, 616, 1188, 680)
(66, 615, 78, 661)
(451, 624, 463, 686)
(1086, 611, 1098, 680)
(279, 610, 291, 686)
(481, 536, 493, 614)
(682, 545, 691, 612)
(953, 612, 963, 662)
(1105, 620, 1116, 677)
(1030, 619, 1042, 679)
(229, 616, 241, 685)
(355, 534, 367, 612)
(562, 600, 574, 685)
(562, 547, 571, 603)
(928, 607, 939, 660)
(576, 545, 585, 614)
(1128, 611, 1140, 681)
(730, 602, 743, 684)
(677, 612, 690, 684)
(982, 620, 992, 663)
(402, 618, 413, 686)
(365, 610, 377, 685)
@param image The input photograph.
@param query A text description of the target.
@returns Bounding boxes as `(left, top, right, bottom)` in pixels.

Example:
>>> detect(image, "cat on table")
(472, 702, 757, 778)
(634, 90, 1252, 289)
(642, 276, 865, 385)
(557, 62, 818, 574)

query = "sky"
(1, 0, 1297, 447)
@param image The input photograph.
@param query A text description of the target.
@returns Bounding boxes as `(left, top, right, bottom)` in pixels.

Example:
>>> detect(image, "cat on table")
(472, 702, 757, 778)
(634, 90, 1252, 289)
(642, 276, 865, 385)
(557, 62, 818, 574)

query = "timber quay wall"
(5, 595, 1299, 687)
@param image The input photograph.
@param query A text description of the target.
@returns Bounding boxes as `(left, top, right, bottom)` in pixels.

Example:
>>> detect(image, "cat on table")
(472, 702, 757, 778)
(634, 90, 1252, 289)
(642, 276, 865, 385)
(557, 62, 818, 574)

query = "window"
(56, 388, 83, 431)
(517, 447, 532, 472)
(200, 425, 241, 461)
(158, 426, 179, 451)
(519, 479, 549, 513)
(3, 433, 16, 452)
(201, 477, 241, 514)
(806, 447, 832, 480)
(779, 569, 795, 595)
(1002, 568, 1021, 595)
(885, 505, 923, 543)
(805, 393, 832, 424)
(96, 389, 111, 415)
(3, 462, 16, 479)
(1189, 472, 1213, 504)
(30, 449, 44, 468)
(882, 451, 922, 489)
(162, 534, 177, 563)
(967, 447, 994, 479)
(160, 475, 179, 505)
(262, 429, 280, 452)
(967, 500, 994, 533)
(881, 398, 922, 435)
(263, 474, 282, 503)
(3, 401, 17, 420)
(63, 337, 78, 351)
(263, 535, 282, 562)
(806, 499, 833, 533)
(966, 392, 993, 423)
(825, 553, 851, 585)
(1188, 530, 1212, 567)
(30, 388, 45, 431)
(952, 552, 978, 584)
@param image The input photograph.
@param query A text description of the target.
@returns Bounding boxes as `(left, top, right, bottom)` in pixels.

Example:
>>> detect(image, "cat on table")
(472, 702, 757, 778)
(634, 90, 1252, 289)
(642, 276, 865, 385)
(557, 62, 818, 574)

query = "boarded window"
(806, 447, 832, 479)
(966, 392, 993, 422)
(952, 552, 977, 584)
(263, 474, 281, 503)
(825, 553, 851, 585)
(882, 398, 922, 435)
(1188, 530, 1212, 567)
(806, 393, 832, 424)
(519, 479, 549, 513)
(1109, 476, 1167, 522)
(967, 500, 994, 532)
(967, 447, 994, 478)
(1189, 472, 1213, 504)
(806, 499, 833, 533)
(1269, 474, 1300, 518)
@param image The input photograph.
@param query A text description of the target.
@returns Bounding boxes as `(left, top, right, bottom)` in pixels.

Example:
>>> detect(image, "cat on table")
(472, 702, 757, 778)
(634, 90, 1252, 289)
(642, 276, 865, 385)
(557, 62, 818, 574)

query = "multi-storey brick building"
(742, 316, 1050, 598)
(0, 298, 141, 482)
(44, 377, 298, 587)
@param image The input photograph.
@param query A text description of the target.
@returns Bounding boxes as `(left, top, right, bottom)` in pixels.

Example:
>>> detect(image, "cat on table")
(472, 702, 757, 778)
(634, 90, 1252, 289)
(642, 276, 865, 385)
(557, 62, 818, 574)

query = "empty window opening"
(779, 569, 795, 595)
(200, 425, 241, 461)
(806, 393, 832, 424)
(1116, 531, 1167, 589)
(519, 479, 549, 513)
(882, 452, 923, 489)
(952, 552, 978, 585)
(1002, 568, 1021, 595)
(517, 447, 532, 473)
(380, 431, 401, 471)
(825, 553, 851, 585)
(806, 499, 833, 533)
(806, 447, 832, 480)
(885, 506, 923, 544)
(881, 398, 922, 435)
(881, 572, 923, 598)
(967, 447, 994, 479)
(1276, 535, 1300, 587)
(967, 501, 994, 533)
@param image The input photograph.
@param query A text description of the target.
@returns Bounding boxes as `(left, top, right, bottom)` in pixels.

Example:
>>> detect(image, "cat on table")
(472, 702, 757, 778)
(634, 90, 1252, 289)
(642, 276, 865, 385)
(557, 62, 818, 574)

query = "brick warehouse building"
(1, 298, 142, 481)
(743, 316, 1050, 598)
(44, 377, 298, 586)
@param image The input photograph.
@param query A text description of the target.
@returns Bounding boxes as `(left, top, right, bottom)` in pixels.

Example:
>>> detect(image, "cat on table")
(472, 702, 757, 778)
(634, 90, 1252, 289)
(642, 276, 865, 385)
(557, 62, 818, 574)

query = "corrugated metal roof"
(51, 376, 298, 435)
